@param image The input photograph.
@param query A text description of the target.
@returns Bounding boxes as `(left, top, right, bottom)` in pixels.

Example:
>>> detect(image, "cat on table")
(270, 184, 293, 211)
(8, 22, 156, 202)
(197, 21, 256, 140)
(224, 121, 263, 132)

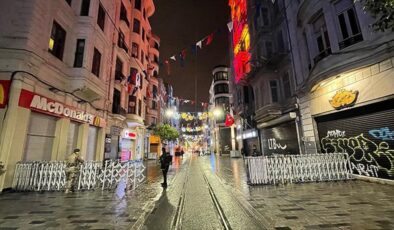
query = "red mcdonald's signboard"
(0, 80, 11, 108)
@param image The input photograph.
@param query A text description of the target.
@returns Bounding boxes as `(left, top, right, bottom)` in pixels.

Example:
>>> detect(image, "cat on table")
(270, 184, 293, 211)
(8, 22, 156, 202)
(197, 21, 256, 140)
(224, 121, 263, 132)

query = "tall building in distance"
(209, 65, 236, 155)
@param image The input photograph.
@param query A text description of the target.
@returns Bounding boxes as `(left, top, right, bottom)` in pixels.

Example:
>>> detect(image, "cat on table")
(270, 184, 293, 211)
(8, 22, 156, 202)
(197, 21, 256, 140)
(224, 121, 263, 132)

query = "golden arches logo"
(0, 84, 4, 105)
(93, 116, 101, 126)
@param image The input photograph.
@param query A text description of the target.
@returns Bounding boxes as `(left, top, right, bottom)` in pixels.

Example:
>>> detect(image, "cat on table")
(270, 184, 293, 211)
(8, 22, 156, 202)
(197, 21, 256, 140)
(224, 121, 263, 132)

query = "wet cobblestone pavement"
(0, 154, 393, 230)
(204, 154, 394, 230)
(0, 159, 180, 230)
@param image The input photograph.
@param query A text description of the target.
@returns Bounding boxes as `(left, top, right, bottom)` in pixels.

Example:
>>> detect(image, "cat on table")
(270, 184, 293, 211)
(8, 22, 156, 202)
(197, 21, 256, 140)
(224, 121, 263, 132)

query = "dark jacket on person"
(160, 151, 172, 170)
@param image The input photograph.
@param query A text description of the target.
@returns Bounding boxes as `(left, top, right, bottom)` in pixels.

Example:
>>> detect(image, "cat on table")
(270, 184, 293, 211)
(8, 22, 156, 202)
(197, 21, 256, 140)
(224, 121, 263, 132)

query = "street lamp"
(213, 107, 223, 118)
(165, 108, 175, 118)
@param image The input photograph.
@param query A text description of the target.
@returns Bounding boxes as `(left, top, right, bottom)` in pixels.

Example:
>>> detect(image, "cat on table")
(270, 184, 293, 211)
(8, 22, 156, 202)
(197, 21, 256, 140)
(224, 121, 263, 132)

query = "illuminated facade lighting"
(229, 0, 251, 84)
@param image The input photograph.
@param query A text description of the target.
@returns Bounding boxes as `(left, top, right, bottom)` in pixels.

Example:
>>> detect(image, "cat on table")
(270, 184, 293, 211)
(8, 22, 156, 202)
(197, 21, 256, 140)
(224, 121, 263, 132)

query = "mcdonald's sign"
(0, 80, 11, 108)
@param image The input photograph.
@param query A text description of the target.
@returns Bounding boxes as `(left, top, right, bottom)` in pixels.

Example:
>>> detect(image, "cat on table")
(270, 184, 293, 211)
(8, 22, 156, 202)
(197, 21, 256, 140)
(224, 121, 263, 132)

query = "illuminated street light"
(165, 108, 175, 117)
(213, 107, 223, 117)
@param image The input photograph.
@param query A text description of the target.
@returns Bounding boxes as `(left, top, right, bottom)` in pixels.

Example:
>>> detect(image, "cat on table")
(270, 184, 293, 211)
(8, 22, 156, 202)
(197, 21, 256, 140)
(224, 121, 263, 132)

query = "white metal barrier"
(12, 160, 146, 192)
(245, 153, 352, 185)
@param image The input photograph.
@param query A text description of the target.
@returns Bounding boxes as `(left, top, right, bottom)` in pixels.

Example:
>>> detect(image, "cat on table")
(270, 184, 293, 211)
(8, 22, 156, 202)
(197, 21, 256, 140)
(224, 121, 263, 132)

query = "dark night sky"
(150, 0, 231, 104)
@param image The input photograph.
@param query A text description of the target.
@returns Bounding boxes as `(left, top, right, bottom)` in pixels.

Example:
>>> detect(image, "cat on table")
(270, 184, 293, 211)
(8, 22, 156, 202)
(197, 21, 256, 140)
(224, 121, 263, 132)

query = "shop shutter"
(86, 126, 98, 161)
(260, 121, 299, 156)
(66, 122, 79, 156)
(24, 112, 57, 161)
(315, 100, 394, 180)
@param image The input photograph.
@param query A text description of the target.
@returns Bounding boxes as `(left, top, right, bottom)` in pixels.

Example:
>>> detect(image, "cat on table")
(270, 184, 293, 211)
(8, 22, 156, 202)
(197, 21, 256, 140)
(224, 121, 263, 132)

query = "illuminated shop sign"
(229, 0, 251, 84)
(123, 130, 137, 139)
(18, 89, 105, 127)
(329, 89, 359, 110)
(236, 129, 257, 140)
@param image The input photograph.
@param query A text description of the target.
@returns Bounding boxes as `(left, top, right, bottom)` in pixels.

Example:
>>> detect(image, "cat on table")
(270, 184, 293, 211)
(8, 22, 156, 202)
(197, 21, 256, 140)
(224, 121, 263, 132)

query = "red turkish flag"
(225, 114, 234, 127)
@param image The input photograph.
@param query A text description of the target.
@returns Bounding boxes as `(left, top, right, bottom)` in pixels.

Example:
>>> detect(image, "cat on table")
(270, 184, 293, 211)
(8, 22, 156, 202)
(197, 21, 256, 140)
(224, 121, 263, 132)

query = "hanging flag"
(170, 55, 176, 61)
(225, 114, 235, 127)
(196, 40, 202, 49)
(179, 49, 187, 67)
(205, 33, 214, 45)
(227, 21, 234, 32)
(137, 73, 142, 87)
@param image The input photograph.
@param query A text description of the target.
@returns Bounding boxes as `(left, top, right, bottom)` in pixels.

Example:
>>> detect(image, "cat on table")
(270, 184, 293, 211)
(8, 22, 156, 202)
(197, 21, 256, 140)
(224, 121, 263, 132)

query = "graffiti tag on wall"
(321, 131, 394, 179)
(369, 127, 394, 141)
(268, 138, 287, 150)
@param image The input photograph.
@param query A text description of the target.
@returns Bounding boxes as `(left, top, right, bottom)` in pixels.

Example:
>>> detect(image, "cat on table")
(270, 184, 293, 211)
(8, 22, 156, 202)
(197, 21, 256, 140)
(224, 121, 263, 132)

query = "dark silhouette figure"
(160, 147, 172, 188)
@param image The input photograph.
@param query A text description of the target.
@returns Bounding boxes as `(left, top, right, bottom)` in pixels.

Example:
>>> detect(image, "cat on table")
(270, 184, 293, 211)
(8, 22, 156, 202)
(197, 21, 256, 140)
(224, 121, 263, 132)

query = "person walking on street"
(65, 148, 84, 193)
(160, 146, 172, 188)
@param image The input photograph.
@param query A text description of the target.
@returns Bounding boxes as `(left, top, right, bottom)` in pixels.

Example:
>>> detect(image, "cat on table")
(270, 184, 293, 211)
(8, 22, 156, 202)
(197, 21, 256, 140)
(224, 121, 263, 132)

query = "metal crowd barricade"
(245, 153, 352, 185)
(97, 160, 146, 191)
(12, 160, 146, 192)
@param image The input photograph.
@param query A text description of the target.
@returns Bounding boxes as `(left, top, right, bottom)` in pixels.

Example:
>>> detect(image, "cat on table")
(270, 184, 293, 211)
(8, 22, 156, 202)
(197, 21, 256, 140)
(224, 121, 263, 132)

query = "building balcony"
(126, 113, 144, 127)
(339, 33, 363, 50)
(255, 97, 297, 123)
(68, 68, 106, 102)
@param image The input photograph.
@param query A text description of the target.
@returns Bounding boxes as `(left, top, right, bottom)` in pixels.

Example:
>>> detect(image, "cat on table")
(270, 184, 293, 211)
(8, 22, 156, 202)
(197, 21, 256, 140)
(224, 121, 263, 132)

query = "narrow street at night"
(1, 153, 393, 229)
(1, 0, 394, 229)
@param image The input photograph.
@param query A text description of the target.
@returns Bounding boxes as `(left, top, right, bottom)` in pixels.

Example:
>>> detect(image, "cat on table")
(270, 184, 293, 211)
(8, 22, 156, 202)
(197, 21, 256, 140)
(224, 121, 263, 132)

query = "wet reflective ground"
(0, 154, 393, 229)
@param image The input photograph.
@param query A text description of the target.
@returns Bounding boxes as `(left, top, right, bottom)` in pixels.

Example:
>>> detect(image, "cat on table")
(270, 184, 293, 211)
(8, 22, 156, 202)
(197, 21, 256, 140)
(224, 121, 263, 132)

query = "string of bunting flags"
(160, 21, 235, 75)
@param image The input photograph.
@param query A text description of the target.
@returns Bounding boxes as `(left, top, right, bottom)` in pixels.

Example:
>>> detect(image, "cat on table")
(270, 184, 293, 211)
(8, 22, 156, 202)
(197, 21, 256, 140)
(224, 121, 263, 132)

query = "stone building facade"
(0, 0, 161, 191)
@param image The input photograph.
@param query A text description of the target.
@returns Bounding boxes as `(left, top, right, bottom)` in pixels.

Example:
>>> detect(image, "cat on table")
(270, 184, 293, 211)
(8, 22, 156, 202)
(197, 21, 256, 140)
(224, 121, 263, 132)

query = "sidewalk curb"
(353, 174, 394, 185)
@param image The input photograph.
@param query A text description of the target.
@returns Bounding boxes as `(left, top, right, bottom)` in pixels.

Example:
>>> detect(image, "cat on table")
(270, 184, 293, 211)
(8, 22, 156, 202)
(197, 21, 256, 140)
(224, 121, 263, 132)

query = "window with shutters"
(92, 48, 101, 77)
(112, 89, 121, 114)
(135, 0, 141, 10)
(312, 14, 331, 63)
(132, 42, 139, 58)
(115, 57, 124, 81)
(73, 39, 85, 67)
(270, 80, 279, 103)
(120, 2, 129, 26)
(80, 0, 90, 16)
(97, 4, 106, 31)
(133, 19, 140, 34)
(49, 21, 66, 60)
(335, 0, 363, 49)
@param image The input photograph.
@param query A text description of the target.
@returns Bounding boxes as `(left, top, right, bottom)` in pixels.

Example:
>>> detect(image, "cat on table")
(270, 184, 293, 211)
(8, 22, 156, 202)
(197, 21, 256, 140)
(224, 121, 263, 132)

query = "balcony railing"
(339, 33, 363, 50)
(313, 48, 332, 64)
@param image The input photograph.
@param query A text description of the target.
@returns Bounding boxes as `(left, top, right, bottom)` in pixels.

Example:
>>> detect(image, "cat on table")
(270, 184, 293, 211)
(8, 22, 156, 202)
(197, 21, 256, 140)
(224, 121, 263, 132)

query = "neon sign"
(229, 0, 251, 84)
